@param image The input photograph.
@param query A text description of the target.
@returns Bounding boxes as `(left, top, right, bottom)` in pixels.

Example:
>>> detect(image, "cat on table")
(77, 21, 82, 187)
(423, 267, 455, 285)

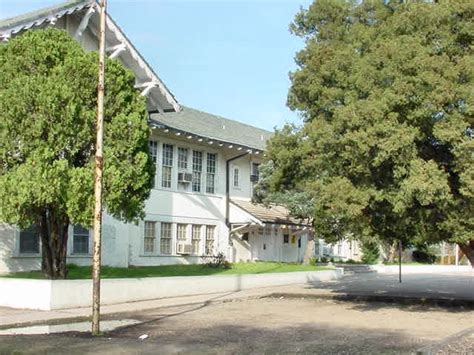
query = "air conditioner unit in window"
(250, 174, 259, 183)
(178, 172, 193, 183)
(177, 243, 193, 255)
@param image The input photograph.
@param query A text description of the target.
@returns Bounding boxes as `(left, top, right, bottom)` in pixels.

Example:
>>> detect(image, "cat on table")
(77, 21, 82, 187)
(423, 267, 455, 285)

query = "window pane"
(252, 163, 260, 180)
(206, 153, 216, 194)
(233, 168, 239, 187)
(192, 225, 201, 255)
(177, 224, 187, 241)
(73, 225, 89, 254)
(160, 222, 172, 255)
(149, 141, 158, 188)
(178, 148, 188, 170)
(162, 144, 173, 188)
(192, 151, 202, 192)
(19, 225, 39, 254)
(144, 221, 156, 253)
(205, 225, 215, 255)
(162, 166, 172, 188)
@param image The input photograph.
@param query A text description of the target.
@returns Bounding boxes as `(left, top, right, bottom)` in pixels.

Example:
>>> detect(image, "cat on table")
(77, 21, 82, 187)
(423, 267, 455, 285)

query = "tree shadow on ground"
(299, 272, 474, 312)
(0, 322, 427, 354)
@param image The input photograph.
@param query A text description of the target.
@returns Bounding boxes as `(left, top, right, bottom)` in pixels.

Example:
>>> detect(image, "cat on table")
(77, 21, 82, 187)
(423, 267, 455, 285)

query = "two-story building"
(0, 0, 312, 273)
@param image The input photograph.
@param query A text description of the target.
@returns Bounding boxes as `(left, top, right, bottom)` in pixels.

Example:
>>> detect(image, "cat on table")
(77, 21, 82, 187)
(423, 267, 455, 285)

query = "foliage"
(412, 248, 436, 264)
(1, 262, 333, 279)
(264, 1, 474, 263)
(361, 241, 380, 264)
(0, 28, 153, 278)
(201, 252, 232, 269)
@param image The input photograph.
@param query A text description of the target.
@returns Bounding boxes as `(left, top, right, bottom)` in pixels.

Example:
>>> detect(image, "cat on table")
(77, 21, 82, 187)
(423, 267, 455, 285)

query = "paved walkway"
(0, 271, 472, 329)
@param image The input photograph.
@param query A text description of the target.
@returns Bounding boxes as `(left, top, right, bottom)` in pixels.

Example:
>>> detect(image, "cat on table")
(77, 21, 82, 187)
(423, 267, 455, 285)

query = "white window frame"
(149, 140, 158, 188)
(192, 150, 203, 192)
(205, 225, 216, 255)
(252, 162, 260, 181)
(178, 147, 188, 170)
(233, 167, 240, 188)
(144, 221, 156, 254)
(162, 144, 174, 189)
(191, 224, 202, 255)
(160, 222, 173, 255)
(206, 153, 217, 194)
(72, 225, 90, 255)
(16, 225, 41, 256)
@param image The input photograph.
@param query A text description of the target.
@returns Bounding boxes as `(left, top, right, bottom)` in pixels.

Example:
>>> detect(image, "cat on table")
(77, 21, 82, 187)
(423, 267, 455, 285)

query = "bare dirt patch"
(1, 298, 473, 354)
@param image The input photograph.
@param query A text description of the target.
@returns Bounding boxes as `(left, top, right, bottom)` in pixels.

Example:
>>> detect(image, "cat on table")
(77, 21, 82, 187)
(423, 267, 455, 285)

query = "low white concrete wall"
(0, 279, 52, 310)
(0, 269, 343, 310)
(371, 265, 473, 274)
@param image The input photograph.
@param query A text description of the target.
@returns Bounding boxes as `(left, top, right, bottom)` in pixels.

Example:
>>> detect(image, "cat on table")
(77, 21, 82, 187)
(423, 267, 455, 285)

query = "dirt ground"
(1, 297, 473, 354)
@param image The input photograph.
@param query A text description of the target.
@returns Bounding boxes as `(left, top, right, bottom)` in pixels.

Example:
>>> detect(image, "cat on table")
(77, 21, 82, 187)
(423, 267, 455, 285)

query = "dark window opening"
(283, 234, 289, 244)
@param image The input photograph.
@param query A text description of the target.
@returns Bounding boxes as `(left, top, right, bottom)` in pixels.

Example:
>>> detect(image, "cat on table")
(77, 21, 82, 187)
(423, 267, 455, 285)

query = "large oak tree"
(264, 1, 474, 264)
(0, 28, 154, 278)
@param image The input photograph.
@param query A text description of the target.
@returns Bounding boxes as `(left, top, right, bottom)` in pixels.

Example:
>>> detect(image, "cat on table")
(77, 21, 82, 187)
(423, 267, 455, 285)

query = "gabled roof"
(0, 0, 180, 112)
(150, 107, 272, 152)
(0, 0, 91, 37)
(231, 199, 310, 227)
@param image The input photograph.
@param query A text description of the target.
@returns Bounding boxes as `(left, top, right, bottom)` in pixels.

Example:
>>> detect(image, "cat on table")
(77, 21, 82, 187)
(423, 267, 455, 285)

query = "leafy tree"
(360, 241, 380, 265)
(265, 1, 474, 264)
(0, 28, 154, 278)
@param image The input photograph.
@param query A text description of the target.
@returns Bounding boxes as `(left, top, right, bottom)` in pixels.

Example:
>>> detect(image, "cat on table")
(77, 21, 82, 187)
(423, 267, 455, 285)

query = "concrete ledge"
(0, 268, 343, 310)
(370, 265, 472, 274)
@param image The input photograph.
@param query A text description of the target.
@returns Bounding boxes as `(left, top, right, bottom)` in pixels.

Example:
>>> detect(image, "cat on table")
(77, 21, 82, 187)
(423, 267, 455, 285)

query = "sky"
(0, 0, 313, 131)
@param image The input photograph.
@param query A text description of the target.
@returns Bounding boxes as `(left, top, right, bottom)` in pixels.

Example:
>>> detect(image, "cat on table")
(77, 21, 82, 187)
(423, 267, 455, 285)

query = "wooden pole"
(92, 0, 107, 336)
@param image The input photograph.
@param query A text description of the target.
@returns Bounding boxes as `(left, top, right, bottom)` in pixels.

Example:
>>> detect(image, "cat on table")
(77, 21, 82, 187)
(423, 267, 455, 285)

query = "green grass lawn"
(1, 262, 332, 280)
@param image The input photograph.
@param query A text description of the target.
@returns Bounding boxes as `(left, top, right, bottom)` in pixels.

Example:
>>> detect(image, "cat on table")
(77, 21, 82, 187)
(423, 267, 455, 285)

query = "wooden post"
(92, 0, 107, 336)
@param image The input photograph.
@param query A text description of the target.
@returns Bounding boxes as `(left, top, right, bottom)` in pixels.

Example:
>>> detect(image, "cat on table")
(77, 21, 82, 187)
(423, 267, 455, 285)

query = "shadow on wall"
(0, 224, 41, 273)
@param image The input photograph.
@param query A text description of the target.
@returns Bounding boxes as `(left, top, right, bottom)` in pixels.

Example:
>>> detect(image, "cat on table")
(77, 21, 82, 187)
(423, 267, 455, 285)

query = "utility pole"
(92, 0, 107, 336)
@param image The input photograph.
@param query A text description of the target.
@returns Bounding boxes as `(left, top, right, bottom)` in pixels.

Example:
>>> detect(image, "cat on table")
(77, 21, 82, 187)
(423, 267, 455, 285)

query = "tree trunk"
(458, 241, 474, 267)
(303, 232, 315, 265)
(380, 240, 397, 263)
(38, 208, 70, 279)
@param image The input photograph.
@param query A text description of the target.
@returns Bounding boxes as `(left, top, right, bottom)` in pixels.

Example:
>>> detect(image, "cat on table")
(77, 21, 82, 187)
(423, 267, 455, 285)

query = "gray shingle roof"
(0, 0, 91, 33)
(150, 107, 273, 151)
(231, 199, 310, 226)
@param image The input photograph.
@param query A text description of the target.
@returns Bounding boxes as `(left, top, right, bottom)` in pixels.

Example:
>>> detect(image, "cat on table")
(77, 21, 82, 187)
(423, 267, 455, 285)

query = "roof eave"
(149, 119, 266, 154)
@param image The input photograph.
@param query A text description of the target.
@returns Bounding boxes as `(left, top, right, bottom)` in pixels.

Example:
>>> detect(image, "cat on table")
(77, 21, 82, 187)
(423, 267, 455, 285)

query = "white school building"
(0, 0, 321, 274)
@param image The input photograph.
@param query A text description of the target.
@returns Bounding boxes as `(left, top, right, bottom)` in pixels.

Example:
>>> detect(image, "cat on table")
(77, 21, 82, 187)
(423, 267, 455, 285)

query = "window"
(192, 151, 202, 192)
(144, 221, 156, 253)
(177, 224, 187, 242)
(19, 225, 40, 254)
(178, 147, 188, 170)
(233, 167, 239, 188)
(283, 234, 289, 244)
(149, 141, 158, 188)
(242, 232, 249, 242)
(160, 222, 172, 255)
(205, 225, 215, 255)
(192, 225, 201, 255)
(252, 163, 260, 181)
(337, 244, 342, 255)
(73, 225, 89, 254)
(206, 153, 216, 194)
(162, 144, 174, 188)
(264, 225, 272, 236)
